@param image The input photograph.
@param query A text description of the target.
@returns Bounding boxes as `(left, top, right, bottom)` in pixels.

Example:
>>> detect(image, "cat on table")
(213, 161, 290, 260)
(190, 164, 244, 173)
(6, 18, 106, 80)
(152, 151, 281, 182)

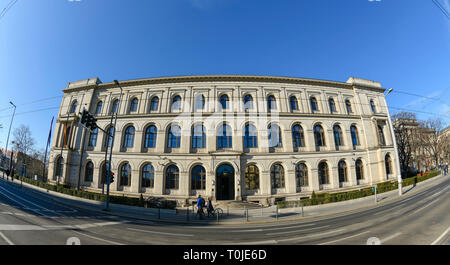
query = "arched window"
(144, 125, 157, 148)
(142, 163, 154, 188)
(220, 94, 229, 110)
(270, 163, 285, 189)
(191, 165, 206, 190)
(329, 98, 336, 113)
(54, 156, 64, 180)
(314, 124, 325, 147)
(378, 125, 386, 146)
(129, 98, 138, 112)
(310, 97, 318, 112)
(385, 155, 392, 176)
(88, 128, 98, 147)
(166, 165, 179, 189)
(355, 159, 364, 180)
(267, 95, 277, 112)
(290, 96, 299, 112)
(243, 94, 254, 111)
(345, 99, 353, 114)
(295, 163, 308, 187)
(244, 124, 258, 148)
(111, 99, 119, 114)
(194, 94, 205, 111)
(318, 162, 329, 185)
(338, 160, 347, 182)
(292, 124, 305, 148)
(245, 164, 259, 190)
(150, 97, 159, 111)
(370, 100, 376, 113)
(105, 126, 114, 147)
(168, 125, 181, 148)
(192, 124, 206, 149)
(95, 101, 103, 115)
(333, 125, 343, 147)
(268, 124, 282, 148)
(350, 125, 359, 146)
(70, 101, 78, 114)
(84, 161, 94, 182)
(120, 163, 131, 186)
(218, 124, 232, 149)
(123, 126, 135, 147)
(171, 95, 182, 112)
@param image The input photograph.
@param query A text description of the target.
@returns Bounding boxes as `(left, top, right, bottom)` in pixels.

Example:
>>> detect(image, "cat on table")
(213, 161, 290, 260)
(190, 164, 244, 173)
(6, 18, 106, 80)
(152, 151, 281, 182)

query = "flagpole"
(42, 116, 54, 183)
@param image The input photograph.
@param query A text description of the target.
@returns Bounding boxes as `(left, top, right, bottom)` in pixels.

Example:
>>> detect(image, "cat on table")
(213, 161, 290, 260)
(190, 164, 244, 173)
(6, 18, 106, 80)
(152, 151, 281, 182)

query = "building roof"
(63, 75, 386, 93)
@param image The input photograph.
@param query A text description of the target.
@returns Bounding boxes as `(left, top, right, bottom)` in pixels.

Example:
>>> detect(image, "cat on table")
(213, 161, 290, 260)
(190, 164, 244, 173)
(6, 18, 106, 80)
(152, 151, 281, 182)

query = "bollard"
(227, 205, 229, 216)
(375, 186, 377, 203)
(217, 211, 219, 223)
(158, 207, 161, 219)
(301, 203, 304, 217)
(246, 208, 249, 222)
(192, 204, 195, 217)
(275, 205, 278, 220)
(261, 205, 263, 217)
(186, 208, 189, 221)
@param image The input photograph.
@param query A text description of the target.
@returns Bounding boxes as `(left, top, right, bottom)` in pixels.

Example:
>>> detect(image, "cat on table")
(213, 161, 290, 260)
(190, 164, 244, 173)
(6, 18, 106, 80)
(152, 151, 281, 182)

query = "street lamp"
(384, 88, 403, 196)
(104, 80, 123, 211)
(3, 101, 16, 181)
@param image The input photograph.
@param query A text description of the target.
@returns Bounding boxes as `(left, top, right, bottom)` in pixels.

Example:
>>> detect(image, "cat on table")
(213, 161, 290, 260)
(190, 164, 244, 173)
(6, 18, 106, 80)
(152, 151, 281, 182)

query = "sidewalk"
(2, 173, 448, 225)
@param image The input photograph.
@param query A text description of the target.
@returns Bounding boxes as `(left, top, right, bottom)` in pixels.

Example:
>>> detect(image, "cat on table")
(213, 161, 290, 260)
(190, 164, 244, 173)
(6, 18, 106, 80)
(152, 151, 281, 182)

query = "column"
(283, 129, 294, 153)
(179, 169, 189, 197)
(285, 167, 297, 194)
(310, 168, 320, 192)
(154, 169, 164, 196)
(259, 170, 271, 196)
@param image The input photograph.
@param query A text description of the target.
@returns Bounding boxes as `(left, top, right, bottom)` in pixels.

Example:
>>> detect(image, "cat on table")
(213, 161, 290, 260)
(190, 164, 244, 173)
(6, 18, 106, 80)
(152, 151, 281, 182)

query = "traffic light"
(109, 172, 114, 184)
(80, 110, 88, 124)
(79, 110, 98, 131)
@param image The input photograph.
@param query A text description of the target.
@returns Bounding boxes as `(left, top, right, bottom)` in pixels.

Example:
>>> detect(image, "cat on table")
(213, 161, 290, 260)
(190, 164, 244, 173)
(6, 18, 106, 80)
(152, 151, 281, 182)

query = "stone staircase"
(213, 200, 263, 209)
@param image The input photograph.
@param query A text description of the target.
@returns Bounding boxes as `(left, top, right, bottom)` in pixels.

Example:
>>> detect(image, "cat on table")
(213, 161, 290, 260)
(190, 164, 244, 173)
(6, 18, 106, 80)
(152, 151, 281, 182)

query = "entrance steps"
(214, 200, 262, 209)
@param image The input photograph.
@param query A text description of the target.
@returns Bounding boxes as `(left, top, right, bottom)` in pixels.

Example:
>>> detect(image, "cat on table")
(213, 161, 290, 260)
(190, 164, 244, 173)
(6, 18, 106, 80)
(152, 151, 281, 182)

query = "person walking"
(197, 195, 205, 219)
(207, 198, 215, 218)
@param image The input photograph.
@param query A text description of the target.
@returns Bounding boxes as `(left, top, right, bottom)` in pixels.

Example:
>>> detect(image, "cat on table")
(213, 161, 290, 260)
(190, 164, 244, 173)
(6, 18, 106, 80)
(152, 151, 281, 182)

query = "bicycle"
(207, 207, 224, 218)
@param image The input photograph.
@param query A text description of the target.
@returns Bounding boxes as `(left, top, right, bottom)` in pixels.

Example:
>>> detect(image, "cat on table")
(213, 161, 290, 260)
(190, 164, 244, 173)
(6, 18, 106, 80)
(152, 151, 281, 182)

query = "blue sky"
(0, 0, 449, 150)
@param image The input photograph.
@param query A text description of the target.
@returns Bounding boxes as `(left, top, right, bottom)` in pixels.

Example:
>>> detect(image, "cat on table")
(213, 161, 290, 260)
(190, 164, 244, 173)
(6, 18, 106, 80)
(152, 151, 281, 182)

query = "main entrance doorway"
(216, 164, 235, 200)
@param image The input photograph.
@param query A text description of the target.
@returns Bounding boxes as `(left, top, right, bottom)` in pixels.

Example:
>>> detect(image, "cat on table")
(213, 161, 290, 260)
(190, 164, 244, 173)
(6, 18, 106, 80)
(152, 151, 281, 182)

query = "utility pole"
(105, 80, 123, 211)
(3, 101, 16, 181)
(385, 88, 403, 196)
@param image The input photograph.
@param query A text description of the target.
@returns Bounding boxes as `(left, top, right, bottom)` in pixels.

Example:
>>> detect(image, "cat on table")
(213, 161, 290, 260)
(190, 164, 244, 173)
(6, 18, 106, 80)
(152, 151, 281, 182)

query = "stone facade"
(48, 75, 399, 205)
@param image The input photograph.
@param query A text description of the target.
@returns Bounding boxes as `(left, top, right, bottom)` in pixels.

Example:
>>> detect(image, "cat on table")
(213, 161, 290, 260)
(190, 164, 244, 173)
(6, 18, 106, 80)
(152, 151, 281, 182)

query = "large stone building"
(48, 75, 399, 205)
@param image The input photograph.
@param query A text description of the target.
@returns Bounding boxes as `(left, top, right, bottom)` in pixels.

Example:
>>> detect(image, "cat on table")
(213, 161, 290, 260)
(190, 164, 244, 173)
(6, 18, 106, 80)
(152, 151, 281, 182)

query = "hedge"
(277, 170, 441, 208)
(17, 176, 176, 209)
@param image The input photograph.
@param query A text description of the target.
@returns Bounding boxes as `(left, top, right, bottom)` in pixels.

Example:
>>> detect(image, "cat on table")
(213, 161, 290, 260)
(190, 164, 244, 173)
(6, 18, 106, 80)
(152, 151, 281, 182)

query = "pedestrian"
(207, 198, 214, 218)
(445, 163, 448, 176)
(197, 195, 205, 219)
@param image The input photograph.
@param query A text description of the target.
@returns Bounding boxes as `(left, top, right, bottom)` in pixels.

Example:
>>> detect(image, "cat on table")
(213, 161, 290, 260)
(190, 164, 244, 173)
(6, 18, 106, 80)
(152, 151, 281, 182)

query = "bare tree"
(418, 118, 445, 168)
(392, 112, 420, 176)
(12, 125, 35, 176)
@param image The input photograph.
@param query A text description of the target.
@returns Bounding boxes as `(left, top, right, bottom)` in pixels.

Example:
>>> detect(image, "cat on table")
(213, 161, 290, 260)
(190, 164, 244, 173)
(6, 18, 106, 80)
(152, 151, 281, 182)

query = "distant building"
(0, 148, 44, 180)
(49, 75, 399, 205)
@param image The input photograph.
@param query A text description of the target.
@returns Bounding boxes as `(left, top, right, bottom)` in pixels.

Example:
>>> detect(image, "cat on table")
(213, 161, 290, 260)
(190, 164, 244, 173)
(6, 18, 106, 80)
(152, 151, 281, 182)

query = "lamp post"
(3, 101, 16, 181)
(385, 88, 402, 196)
(104, 80, 123, 211)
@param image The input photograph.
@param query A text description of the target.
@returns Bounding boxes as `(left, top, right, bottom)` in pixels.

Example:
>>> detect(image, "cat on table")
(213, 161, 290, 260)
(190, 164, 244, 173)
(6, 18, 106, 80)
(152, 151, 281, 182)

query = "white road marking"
(232, 239, 278, 245)
(127, 227, 194, 237)
(0, 232, 14, 245)
(262, 223, 316, 231)
(431, 226, 450, 245)
(266, 225, 329, 236)
(412, 197, 441, 214)
(278, 228, 346, 242)
(230, 229, 263, 232)
(0, 225, 46, 231)
(318, 230, 371, 245)
(380, 232, 402, 244)
(71, 230, 124, 245)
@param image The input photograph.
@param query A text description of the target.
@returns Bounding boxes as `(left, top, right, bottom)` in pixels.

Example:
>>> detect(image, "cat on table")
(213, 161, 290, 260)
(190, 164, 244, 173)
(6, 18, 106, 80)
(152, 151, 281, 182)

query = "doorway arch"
(216, 163, 235, 200)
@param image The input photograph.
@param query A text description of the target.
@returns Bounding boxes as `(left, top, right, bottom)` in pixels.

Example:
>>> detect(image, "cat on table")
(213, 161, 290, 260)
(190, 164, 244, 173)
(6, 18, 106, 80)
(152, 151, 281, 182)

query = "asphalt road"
(0, 177, 448, 245)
